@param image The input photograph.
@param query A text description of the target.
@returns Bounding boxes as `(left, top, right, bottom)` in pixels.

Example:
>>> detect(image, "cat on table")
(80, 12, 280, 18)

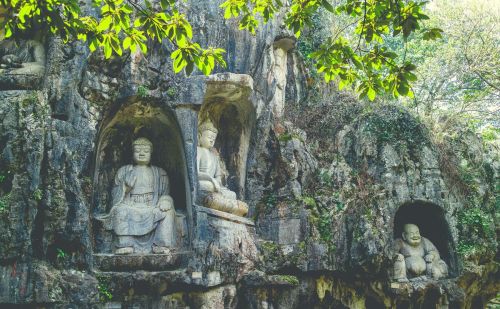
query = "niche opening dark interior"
(365, 296, 385, 309)
(92, 101, 191, 253)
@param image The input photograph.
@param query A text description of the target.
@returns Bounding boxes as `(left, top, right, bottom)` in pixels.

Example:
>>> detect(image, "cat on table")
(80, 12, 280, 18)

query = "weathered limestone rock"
(0, 1, 497, 308)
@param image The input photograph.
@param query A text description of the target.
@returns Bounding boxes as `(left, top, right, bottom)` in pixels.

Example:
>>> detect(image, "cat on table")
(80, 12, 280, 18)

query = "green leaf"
(338, 78, 347, 90)
(405, 72, 417, 81)
(224, 6, 231, 19)
(160, 0, 169, 10)
(104, 41, 112, 59)
(139, 41, 147, 53)
(321, 0, 335, 13)
(185, 60, 194, 75)
(89, 38, 98, 52)
(367, 87, 376, 101)
(4, 24, 12, 38)
(123, 36, 131, 49)
(98, 16, 112, 32)
(397, 82, 409, 95)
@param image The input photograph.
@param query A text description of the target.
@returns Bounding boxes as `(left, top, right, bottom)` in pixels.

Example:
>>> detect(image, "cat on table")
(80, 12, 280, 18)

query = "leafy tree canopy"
(394, 0, 499, 126)
(0, 0, 442, 100)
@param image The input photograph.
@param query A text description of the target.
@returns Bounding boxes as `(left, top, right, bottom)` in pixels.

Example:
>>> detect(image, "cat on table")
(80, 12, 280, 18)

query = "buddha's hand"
(1, 55, 22, 68)
(424, 254, 435, 263)
(158, 195, 174, 211)
(212, 180, 221, 192)
(124, 166, 137, 189)
(395, 253, 404, 261)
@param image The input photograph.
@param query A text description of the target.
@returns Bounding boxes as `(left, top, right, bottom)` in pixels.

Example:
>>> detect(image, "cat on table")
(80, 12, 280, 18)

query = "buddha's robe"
(197, 147, 236, 199)
(395, 236, 448, 279)
(101, 165, 175, 249)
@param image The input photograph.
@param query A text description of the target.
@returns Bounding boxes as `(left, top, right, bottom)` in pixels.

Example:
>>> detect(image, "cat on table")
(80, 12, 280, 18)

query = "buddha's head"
(133, 137, 153, 165)
(198, 120, 218, 149)
(402, 224, 422, 247)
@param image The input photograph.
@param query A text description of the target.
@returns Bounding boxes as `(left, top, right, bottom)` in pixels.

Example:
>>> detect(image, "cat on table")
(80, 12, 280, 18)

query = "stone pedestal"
(93, 252, 190, 271)
(192, 205, 258, 284)
(0, 73, 44, 90)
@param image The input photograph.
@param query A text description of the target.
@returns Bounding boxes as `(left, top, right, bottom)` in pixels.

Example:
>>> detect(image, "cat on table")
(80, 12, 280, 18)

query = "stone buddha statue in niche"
(99, 138, 176, 255)
(0, 39, 45, 75)
(393, 223, 448, 282)
(197, 120, 248, 217)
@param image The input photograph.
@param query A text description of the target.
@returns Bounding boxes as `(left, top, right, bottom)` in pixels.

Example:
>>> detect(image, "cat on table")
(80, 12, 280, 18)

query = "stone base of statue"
(202, 191, 248, 217)
(93, 251, 190, 271)
(0, 71, 44, 90)
(97, 201, 177, 255)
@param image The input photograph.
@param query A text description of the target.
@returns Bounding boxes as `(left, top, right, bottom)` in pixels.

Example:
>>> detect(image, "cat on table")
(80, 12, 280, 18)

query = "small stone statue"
(0, 39, 45, 75)
(197, 120, 248, 216)
(393, 223, 448, 282)
(98, 138, 176, 255)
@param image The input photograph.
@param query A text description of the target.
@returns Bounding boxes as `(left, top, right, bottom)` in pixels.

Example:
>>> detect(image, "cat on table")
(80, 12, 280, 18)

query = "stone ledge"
(94, 270, 193, 296)
(195, 205, 255, 226)
(389, 278, 458, 296)
(178, 73, 254, 106)
(0, 73, 43, 90)
(93, 251, 191, 271)
(242, 271, 299, 287)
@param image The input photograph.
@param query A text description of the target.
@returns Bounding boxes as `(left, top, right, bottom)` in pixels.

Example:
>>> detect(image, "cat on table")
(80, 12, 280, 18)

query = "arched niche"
(198, 75, 255, 198)
(393, 201, 457, 276)
(92, 100, 191, 253)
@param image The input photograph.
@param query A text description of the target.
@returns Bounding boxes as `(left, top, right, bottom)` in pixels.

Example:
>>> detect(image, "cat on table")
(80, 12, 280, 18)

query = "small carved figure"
(98, 138, 176, 255)
(197, 120, 248, 216)
(393, 223, 448, 282)
(0, 39, 45, 75)
(393, 252, 407, 281)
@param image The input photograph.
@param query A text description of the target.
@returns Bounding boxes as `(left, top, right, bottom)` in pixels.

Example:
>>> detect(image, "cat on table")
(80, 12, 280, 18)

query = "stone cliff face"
(0, 0, 498, 308)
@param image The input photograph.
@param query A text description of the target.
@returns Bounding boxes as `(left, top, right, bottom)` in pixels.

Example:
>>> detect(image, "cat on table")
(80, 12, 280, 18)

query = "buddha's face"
(402, 224, 421, 247)
(133, 144, 152, 165)
(199, 130, 217, 149)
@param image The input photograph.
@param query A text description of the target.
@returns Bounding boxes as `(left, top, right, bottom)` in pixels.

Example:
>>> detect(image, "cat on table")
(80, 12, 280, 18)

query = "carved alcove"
(197, 74, 255, 199)
(393, 201, 458, 276)
(0, 35, 46, 90)
(190, 74, 258, 275)
(92, 100, 192, 260)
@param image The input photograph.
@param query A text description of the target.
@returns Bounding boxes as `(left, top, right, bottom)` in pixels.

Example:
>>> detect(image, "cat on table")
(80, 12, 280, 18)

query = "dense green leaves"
(0, 0, 442, 94)
(0, 0, 226, 74)
(388, 0, 499, 127)
(220, 0, 442, 101)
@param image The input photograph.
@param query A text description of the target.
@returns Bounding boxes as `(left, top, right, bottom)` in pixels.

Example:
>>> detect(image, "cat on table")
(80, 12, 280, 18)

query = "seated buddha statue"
(393, 223, 448, 282)
(196, 120, 248, 217)
(0, 39, 45, 75)
(98, 138, 176, 255)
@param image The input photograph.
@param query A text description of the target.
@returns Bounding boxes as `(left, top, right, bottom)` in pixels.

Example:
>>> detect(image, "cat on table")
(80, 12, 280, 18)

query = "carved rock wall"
(0, 0, 497, 308)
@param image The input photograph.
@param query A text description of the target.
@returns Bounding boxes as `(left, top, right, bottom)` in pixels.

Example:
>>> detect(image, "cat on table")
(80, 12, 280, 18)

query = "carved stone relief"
(0, 39, 46, 89)
(196, 73, 255, 216)
(93, 102, 191, 257)
(197, 120, 248, 216)
(272, 37, 294, 118)
(96, 138, 177, 255)
(393, 223, 449, 282)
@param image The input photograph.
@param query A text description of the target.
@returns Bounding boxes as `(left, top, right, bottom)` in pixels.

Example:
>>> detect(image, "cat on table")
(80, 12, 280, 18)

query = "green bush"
(457, 207, 495, 259)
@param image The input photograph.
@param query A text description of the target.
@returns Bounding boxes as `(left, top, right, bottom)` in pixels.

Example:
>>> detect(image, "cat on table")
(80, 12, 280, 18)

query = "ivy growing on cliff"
(0, 0, 441, 100)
